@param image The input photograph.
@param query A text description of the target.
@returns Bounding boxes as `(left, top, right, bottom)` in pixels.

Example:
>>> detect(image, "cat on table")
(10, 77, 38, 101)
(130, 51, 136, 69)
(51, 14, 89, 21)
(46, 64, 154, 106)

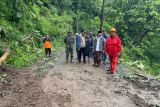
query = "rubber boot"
(66, 57, 68, 63)
(71, 57, 73, 63)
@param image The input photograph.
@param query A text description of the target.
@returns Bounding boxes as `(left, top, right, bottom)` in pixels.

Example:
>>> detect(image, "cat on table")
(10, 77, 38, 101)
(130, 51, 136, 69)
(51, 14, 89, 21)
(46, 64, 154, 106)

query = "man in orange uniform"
(43, 34, 51, 57)
(104, 28, 122, 74)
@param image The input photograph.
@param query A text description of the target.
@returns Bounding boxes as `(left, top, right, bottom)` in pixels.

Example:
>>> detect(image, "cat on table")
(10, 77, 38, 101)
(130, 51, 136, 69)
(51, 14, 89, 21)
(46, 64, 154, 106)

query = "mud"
(0, 66, 52, 107)
(0, 51, 160, 107)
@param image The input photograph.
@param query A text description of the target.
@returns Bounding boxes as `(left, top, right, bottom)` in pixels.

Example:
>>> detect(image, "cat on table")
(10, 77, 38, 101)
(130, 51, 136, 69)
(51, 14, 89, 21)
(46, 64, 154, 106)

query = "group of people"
(42, 27, 122, 74)
(64, 28, 122, 74)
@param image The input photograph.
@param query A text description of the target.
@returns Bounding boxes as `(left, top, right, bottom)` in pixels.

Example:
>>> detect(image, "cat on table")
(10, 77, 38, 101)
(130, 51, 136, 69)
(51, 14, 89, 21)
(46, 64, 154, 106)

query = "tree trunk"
(100, 0, 105, 31)
(76, 16, 79, 33)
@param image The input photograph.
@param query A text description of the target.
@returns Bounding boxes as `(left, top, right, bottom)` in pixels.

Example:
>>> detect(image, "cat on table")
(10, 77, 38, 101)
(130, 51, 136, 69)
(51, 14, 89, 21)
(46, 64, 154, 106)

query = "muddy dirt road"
(42, 52, 160, 107)
(0, 51, 160, 107)
(43, 63, 137, 107)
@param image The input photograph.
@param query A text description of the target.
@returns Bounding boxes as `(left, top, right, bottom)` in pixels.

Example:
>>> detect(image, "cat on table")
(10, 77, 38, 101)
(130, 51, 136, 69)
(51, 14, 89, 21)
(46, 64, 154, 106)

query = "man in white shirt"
(78, 30, 86, 64)
(93, 31, 105, 67)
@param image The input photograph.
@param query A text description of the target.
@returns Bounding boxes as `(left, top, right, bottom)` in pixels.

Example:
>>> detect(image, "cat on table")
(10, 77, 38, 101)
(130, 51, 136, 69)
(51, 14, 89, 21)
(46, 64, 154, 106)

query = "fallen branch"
(0, 48, 10, 65)
(134, 73, 150, 80)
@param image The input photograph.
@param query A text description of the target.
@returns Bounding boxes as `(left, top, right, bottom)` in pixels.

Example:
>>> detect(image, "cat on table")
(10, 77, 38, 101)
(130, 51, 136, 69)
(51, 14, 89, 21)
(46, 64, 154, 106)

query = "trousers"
(93, 51, 102, 65)
(79, 47, 86, 63)
(109, 55, 118, 74)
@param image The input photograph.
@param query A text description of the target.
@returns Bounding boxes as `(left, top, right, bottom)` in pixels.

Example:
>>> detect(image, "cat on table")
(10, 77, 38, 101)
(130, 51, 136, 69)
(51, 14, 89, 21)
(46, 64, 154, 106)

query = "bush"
(5, 45, 43, 67)
(122, 46, 145, 61)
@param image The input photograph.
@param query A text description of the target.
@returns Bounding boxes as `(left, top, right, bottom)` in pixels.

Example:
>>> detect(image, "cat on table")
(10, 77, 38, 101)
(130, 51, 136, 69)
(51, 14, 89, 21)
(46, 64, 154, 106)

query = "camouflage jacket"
(64, 36, 75, 49)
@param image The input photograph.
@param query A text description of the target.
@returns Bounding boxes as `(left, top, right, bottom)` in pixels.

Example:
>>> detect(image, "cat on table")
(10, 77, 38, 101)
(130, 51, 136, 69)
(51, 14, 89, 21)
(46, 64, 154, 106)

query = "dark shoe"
(111, 71, 114, 74)
(106, 71, 111, 74)
(77, 62, 81, 64)
(66, 58, 68, 63)
(92, 64, 96, 66)
(88, 59, 91, 63)
(77, 60, 81, 64)
(106, 69, 110, 71)
(83, 61, 86, 64)
(71, 58, 73, 63)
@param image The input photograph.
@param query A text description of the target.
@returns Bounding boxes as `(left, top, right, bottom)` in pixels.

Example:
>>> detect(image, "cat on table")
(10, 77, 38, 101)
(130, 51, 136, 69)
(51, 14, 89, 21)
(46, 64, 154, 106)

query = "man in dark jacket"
(102, 31, 109, 64)
(85, 33, 93, 62)
(76, 33, 80, 60)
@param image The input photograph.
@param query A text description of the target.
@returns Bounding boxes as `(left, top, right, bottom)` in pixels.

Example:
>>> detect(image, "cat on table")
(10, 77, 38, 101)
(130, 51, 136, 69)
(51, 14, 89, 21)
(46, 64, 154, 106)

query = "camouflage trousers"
(65, 48, 73, 60)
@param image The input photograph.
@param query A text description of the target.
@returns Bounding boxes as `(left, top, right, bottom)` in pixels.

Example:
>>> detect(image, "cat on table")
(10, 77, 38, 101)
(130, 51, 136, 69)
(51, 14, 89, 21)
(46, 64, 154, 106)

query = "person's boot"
(71, 57, 73, 63)
(66, 58, 68, 63)
(46, 53, 49, 58)
(92, 63, 96, 66)
(83, 60, 86, 64)
(78, 60, 81, 64)
(88, 57, 91, 63)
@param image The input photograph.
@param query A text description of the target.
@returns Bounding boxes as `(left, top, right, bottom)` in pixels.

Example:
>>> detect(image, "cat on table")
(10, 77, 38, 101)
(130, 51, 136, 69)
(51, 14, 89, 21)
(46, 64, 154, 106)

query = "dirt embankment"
(0, 65, 52, 107)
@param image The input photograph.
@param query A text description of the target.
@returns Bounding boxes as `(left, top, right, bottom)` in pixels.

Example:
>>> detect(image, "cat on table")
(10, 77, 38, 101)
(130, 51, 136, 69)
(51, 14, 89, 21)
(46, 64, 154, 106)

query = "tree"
(100, 0, 106, 31)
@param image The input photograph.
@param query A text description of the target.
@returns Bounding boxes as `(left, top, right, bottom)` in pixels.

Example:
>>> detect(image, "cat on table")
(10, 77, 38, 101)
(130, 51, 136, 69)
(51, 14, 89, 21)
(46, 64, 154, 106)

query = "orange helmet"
(110, 28, 117, 32)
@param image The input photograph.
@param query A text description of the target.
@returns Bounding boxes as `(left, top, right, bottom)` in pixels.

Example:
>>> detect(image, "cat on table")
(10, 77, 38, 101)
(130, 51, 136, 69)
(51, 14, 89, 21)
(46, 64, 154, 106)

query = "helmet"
(110, 28, 116, 32)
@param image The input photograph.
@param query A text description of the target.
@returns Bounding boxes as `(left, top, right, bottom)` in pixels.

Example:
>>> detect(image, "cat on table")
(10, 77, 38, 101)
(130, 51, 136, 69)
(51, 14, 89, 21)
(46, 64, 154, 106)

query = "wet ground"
(0, 51, 160, 107)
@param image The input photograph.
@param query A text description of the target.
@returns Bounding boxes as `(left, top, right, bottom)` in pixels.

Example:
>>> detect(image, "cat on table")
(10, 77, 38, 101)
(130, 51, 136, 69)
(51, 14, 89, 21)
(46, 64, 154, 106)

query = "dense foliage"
(105, 0, 160, 75)
(0, 0, 159, 76)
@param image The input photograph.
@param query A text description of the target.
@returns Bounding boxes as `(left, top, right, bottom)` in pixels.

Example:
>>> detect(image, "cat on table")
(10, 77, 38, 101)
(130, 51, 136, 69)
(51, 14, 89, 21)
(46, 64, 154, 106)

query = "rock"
(0, 91, 4, 97)
(114, 90, 122, 95)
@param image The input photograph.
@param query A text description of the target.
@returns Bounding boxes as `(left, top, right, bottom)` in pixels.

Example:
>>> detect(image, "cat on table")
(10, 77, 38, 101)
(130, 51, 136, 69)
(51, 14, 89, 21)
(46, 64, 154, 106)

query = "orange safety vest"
(44, 40, 51, 48)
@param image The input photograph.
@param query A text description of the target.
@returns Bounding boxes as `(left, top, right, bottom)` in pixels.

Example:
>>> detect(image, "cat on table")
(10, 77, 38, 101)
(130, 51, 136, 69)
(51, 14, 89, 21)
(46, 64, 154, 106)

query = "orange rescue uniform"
(104, 35, 122, 74)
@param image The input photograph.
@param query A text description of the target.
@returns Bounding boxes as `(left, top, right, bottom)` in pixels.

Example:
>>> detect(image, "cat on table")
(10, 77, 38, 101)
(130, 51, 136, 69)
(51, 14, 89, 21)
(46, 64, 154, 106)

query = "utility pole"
(100, 0, 105, 31)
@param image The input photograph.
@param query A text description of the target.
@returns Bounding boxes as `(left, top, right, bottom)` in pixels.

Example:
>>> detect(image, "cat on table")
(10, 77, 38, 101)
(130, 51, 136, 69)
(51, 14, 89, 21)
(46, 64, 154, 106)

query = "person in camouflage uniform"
(64, 32, 75, 63)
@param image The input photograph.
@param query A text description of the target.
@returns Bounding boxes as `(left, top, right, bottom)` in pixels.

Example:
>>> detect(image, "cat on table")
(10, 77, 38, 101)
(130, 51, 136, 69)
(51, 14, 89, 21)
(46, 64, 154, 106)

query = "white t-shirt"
(96, 36, 102, 51)
(80, 34, 86, 48)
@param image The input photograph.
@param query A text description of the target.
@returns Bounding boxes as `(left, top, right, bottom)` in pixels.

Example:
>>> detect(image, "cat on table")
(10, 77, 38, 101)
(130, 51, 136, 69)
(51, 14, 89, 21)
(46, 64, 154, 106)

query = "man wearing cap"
(104, 28, 122, 74)
(93, 31, 106, 67)
(64, 32, 75, 63)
